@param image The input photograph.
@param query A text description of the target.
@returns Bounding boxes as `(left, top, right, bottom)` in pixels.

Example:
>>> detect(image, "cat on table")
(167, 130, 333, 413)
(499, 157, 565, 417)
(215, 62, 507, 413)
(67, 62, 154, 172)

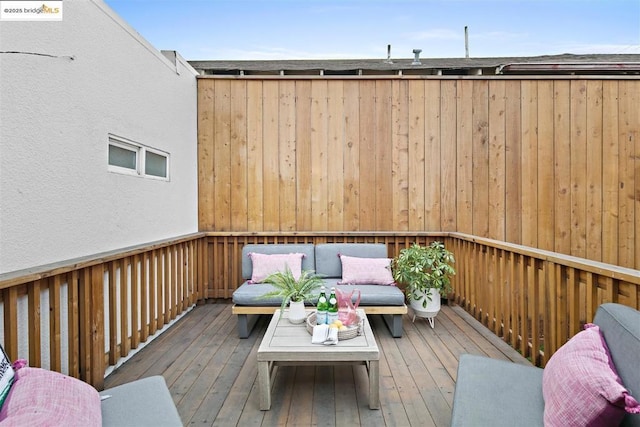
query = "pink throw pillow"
(248, 252, 304, 283)
(338, 255, 395, 285)
(0, 364, 101, 426)
(542, 324, 640, 427)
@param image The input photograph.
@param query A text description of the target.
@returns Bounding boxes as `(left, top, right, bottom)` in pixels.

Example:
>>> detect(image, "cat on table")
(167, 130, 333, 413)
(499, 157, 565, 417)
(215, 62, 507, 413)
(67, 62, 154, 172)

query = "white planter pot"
(288, 300, 307, 324)
(409, 288, 441, 328)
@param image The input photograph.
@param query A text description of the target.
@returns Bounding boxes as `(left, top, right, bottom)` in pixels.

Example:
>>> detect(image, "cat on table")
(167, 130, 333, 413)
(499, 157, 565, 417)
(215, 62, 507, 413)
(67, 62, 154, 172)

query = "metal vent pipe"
(412, 49, 422, 65)
(384, 44, 393, 64)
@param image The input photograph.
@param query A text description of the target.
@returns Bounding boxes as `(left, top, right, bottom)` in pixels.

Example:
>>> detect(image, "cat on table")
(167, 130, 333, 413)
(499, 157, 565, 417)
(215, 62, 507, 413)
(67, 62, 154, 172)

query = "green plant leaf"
(259, 266, 324, 317)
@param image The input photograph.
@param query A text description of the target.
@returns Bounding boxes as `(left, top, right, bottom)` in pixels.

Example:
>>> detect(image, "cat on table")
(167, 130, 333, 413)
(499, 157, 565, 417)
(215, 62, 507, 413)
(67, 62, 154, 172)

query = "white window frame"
(108, 135, 170, 181)
(108, 137, 140, 176)
(144, 146, 170, 180)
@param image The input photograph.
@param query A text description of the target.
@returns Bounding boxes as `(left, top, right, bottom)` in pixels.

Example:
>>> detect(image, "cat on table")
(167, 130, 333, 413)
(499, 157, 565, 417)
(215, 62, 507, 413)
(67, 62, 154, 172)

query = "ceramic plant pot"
(409, 288, 441, 328)
(288, 299, 307, 324)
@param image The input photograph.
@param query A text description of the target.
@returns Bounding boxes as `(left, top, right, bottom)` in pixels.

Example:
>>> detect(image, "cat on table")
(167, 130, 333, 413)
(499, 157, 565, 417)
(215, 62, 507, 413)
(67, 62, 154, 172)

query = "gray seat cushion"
(315, 243, 389, 278)
(232, 282, 306, 306)
(451, 354, 544, 427)
(330, 282, 405, 306)
(100, 375, 182, 427)
(232, 282, 405, 306)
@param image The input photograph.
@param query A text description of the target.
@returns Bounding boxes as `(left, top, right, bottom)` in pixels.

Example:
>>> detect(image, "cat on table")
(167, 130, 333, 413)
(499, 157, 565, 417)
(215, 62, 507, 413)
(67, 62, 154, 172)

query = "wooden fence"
(1, 231, 638, 387)
(198, 76, 640, 270)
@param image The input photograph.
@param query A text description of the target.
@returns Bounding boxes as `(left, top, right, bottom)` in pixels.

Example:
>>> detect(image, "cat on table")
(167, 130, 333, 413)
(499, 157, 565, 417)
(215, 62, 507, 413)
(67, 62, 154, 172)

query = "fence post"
(80, 265, 106, 390)
(91, 265, 105, 389)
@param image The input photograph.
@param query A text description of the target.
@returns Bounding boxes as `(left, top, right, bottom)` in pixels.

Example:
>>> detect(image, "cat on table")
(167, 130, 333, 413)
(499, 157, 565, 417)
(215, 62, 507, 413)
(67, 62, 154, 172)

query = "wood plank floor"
(104, 302, 530, 427)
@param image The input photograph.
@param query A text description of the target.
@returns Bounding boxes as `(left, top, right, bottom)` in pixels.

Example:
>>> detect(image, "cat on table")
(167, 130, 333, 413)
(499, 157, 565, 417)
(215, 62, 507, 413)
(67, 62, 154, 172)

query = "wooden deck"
(103, 302, 530, 426)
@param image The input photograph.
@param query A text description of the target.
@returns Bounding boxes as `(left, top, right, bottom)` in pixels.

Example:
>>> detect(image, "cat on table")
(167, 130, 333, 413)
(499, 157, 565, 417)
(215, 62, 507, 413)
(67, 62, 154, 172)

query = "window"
(108, 141, 138, 173)
(145, 150, 168, 178)
(108, 135, 169, 180)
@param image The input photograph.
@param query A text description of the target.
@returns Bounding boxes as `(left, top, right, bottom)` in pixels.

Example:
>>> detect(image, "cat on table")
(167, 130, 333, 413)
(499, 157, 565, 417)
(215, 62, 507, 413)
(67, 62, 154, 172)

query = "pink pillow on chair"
(0, 363, 101, 426)
(542, 324, 640, 427)
(247, 252, 305, 283)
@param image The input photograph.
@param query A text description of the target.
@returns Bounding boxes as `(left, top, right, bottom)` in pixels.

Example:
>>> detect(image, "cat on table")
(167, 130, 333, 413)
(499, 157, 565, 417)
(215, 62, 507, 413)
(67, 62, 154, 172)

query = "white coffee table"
(257, 308, 380, 410)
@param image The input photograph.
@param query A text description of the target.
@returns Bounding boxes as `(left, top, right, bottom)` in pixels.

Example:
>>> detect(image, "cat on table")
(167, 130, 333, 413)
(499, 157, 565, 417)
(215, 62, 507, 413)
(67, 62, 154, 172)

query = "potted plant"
(260, 267, 324, 324)
(391, 241, 455, 328)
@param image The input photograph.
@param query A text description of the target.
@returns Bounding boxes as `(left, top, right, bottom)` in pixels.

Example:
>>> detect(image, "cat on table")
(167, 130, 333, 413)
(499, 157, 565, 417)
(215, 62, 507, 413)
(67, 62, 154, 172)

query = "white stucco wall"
(0, 0, 199, 274)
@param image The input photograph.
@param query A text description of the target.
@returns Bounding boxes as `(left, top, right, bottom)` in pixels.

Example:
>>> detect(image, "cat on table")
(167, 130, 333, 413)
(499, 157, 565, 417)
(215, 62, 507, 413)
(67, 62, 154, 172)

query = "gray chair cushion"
(451, 354, 544, 427)
(100, 375, 181, 427)
(315, 243, 389, 278)
(594, 303, 640, 427)
(241, 244, 315, 280)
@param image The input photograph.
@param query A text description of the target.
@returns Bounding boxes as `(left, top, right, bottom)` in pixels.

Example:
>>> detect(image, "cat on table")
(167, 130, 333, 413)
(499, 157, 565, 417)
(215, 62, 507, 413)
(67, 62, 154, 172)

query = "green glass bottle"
(327, 287, 338, 325)
(316, 286, 328, 325)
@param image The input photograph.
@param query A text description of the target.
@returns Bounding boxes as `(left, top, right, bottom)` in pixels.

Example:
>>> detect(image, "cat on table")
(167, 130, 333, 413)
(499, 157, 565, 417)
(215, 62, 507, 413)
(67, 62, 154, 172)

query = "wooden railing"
(0, 233, 207, 389)
(1, 231, 637, 387)
(448, 233, 640, 366)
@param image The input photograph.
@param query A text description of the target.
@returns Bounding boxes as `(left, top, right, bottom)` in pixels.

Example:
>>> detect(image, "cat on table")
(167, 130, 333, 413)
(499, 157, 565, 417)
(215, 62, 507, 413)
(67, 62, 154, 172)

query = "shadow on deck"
(103, 302, 529, 427)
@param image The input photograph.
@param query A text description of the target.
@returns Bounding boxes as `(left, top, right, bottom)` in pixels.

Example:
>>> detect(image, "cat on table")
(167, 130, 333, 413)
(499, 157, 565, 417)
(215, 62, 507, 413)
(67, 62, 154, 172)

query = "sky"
(104, 0, 640, 61)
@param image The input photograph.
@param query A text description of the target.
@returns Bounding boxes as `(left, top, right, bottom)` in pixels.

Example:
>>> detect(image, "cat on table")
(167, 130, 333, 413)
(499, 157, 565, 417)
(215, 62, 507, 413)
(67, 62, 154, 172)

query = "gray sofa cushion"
(100, 375, 181, 427)
(451, 354, 544, 427)
(232, 282, 405, 306)
(315, 243, 389, 278)
(232, 282, 312, 306)
(594, 303, 640, 427)
(331, 282, 405, 306)
(241, 244, 315, 280)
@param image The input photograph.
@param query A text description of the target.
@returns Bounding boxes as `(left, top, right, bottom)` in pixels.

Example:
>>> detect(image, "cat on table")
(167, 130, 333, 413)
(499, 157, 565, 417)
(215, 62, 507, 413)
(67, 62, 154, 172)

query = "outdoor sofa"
(451, 303, 640, 426)
(231, 243, 408, 338)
